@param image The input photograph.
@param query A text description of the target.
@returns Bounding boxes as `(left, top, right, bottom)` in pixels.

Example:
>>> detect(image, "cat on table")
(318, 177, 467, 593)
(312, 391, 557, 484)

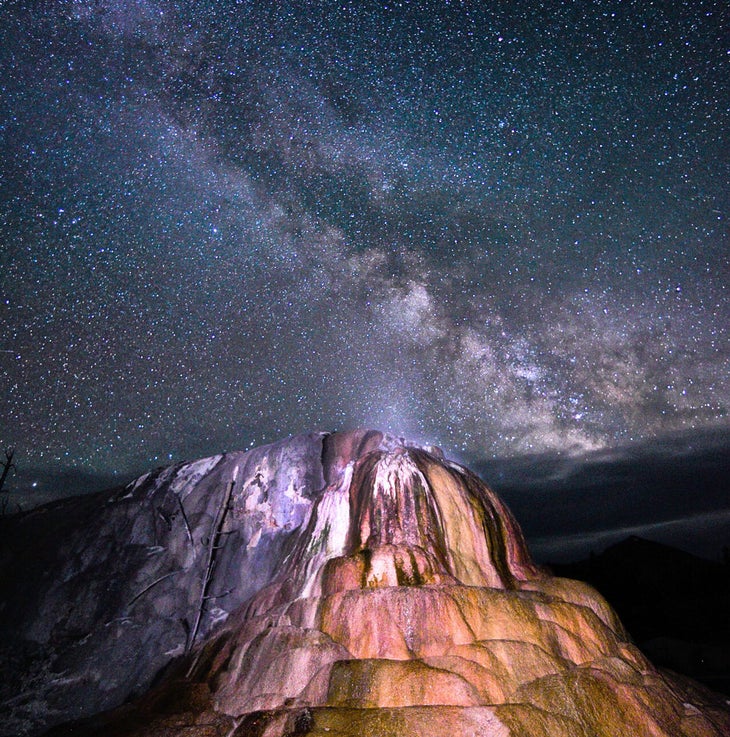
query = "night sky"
(1, 1, 728, 544)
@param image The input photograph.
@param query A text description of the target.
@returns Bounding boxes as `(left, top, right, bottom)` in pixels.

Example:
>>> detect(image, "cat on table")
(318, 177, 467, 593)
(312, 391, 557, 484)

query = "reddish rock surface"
(2, 430, 729, 736)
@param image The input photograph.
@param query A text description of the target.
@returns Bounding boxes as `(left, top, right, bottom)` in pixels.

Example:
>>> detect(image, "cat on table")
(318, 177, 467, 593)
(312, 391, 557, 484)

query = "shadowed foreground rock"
(1, 430, 729, 736)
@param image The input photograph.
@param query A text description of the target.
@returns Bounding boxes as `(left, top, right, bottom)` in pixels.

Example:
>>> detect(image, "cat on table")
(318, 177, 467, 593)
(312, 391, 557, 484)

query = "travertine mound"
(1, 430, 728, 736)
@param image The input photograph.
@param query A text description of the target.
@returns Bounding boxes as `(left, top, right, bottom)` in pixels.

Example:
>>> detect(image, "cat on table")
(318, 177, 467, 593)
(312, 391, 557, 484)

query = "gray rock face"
(1, 430, 379, 735)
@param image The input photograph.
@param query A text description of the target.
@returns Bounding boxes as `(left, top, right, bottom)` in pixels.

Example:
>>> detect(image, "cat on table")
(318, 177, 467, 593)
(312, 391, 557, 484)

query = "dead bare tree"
(0, 448, 16, 494)
(0, 448, 17, 514)
(186, 471, 237, 667)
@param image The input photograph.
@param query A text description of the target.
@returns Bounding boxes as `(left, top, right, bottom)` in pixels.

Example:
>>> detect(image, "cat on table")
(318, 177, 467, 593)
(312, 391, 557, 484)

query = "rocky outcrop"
(1, 430, 729, 736)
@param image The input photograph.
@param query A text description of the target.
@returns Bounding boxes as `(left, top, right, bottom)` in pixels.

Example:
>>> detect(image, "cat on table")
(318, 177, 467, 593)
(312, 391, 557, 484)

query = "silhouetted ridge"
(554, 535, 730, 696)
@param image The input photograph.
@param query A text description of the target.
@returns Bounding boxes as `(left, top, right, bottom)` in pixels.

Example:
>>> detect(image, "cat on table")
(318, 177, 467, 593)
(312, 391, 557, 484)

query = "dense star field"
(1, 2, 728, 511)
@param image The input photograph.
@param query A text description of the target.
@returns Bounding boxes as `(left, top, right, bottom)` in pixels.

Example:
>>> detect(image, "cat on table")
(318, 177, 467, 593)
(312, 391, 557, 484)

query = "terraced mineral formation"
(1, 430, 729, 736)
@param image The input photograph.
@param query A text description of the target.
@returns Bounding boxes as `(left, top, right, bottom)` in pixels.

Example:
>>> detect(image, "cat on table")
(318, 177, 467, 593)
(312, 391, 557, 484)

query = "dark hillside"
(554, 536, 730, 695)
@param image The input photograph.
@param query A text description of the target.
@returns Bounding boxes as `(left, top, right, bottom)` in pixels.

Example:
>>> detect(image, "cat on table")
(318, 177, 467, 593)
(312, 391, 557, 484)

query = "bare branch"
(176, 494, 195, 554)
(126, 570, 180, 609)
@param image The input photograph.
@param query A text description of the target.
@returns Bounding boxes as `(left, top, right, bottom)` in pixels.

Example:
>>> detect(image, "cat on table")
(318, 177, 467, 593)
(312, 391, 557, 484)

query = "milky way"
(1, 0, 728, 482)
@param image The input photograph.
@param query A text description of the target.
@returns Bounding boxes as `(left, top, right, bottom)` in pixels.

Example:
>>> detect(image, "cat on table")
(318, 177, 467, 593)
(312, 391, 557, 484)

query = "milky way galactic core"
(1, 1, 727, 477)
